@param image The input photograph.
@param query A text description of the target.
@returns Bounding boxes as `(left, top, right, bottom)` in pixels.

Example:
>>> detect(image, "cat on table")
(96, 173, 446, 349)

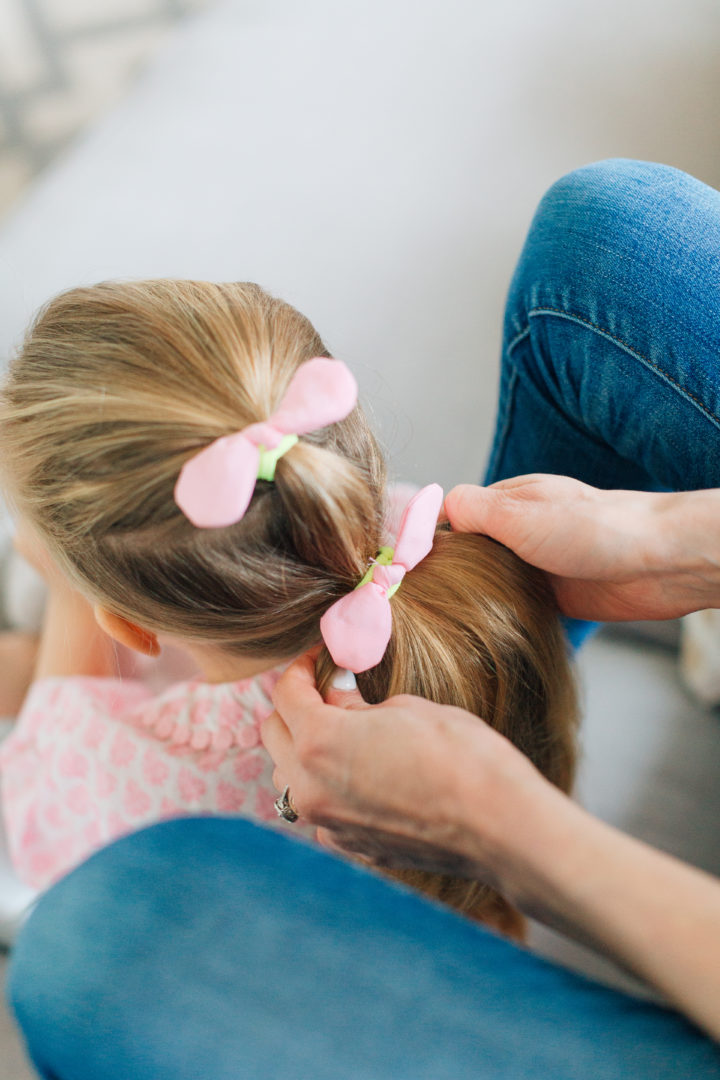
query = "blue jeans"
(9, 819, 720, 1079)
(8, 160, 720, 1077)
(486, 160, 720, 492)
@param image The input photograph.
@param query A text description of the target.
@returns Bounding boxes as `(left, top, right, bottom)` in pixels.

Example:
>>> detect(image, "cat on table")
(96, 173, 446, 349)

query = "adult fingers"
(323, 668, 369, 710)
(262, 710, 320, 822)
(260, 709, 294, 773)
(273, 653, 371, 726)
(271, 649, 328, 735)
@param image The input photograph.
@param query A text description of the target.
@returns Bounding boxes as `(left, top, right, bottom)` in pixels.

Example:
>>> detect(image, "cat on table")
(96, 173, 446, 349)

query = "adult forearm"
(476, 780, 720, 1039)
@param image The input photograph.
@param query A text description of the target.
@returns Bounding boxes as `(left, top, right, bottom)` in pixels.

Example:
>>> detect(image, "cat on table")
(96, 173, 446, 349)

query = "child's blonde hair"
(0, 280, 577, 937)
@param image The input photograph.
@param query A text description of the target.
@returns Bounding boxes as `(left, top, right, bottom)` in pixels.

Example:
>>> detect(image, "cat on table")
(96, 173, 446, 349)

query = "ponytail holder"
(174, 357, 358, 528)
(320, 484, 443, 673)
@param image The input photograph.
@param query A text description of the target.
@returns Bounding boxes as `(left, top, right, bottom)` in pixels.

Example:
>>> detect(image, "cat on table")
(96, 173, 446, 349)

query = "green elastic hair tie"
(355, 546, 402, 598)
(256, 434, 299, 482)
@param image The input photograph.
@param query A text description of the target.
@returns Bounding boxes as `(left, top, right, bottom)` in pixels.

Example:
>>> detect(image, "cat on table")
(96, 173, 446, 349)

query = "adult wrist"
(449, 739, 578, 910)
(461, 770, 618, 936)
(650, 489, 720, 608)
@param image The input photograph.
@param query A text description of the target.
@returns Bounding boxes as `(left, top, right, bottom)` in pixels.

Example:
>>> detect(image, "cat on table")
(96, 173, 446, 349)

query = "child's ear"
(94, 606, 161, 657)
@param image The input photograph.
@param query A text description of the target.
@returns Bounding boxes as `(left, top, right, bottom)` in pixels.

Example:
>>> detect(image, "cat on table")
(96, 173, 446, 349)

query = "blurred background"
(1, 1, 720, 1075)
(1, 0, 719, 487)
(0, 0, 209, 220)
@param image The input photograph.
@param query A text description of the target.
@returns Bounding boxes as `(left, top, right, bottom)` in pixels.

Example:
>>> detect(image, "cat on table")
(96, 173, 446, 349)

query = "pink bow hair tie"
(175, 357, 358, 528)
(320, 483, 444, 673)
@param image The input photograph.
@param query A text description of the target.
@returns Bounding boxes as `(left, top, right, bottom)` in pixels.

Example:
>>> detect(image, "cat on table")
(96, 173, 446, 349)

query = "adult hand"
(264, 649, 720, 1039)
(445, 475, 720, 621)
(262, 650, 555, 888)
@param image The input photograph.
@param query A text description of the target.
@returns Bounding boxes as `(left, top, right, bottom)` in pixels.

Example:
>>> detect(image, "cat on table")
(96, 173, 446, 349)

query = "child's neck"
(185, 642, 290, 685)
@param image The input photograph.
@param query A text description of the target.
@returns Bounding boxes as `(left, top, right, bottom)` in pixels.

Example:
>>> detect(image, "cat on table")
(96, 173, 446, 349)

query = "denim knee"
(506, 157, 719, 337)
(538, 158, 680, 223)
(522, 158, 682, 284)
(502, 158, 654, 334)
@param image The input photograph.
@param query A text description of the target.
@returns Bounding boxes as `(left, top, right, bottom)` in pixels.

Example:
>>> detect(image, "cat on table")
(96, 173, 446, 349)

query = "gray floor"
(0, 954, 33, 1080)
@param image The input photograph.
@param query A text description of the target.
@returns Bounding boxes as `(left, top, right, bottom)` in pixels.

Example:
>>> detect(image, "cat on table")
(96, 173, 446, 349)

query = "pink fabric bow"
(175, 357, 358, 527)
(320, 483, 444, 673)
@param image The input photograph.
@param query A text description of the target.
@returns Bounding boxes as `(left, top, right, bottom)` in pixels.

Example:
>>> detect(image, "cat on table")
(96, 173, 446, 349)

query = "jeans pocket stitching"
(527, 306, 720, 431)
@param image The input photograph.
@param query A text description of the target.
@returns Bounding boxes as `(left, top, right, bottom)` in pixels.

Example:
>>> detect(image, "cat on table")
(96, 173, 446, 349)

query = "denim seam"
(526, 306, 720, 431)
(506, 326, 531, 355)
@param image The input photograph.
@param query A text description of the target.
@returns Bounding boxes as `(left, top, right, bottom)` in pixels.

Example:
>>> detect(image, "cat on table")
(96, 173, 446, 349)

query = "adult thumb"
(446, 475, 561, 541)
(324, 668, 368, 710)
(444, 483, 500, 535)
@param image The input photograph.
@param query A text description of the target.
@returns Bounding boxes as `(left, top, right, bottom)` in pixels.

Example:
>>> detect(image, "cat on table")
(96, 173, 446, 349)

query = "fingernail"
(331, 668, 357, 691)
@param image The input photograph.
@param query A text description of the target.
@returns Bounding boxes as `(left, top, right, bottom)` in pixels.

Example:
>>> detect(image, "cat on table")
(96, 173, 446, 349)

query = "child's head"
(0, 279, 577, 934)
(0, 281, 387, 660)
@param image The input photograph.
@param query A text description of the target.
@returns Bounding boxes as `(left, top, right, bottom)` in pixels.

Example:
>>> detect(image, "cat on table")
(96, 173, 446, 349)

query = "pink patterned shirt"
(0, 669, 315, 890)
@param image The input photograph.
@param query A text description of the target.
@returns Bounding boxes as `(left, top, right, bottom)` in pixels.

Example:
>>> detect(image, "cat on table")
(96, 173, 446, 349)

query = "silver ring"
(274, 785, 299, 823)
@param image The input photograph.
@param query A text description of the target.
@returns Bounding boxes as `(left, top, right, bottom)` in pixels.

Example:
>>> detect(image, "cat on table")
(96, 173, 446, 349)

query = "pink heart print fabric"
(0, 668, 315, 890)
